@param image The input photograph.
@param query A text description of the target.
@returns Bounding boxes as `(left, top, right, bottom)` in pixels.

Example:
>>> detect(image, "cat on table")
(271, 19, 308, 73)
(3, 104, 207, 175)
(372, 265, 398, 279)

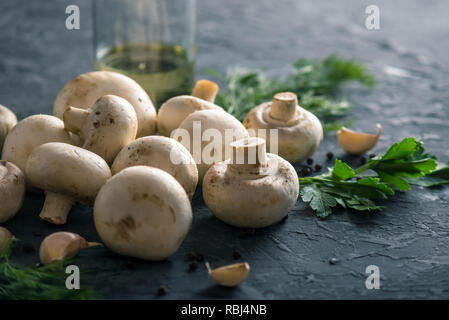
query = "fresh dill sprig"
(209, 55, 375, 130)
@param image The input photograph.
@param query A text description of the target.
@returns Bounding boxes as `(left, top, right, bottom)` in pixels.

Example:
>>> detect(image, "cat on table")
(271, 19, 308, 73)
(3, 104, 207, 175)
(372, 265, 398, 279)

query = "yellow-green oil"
(95, 43, 194, 107)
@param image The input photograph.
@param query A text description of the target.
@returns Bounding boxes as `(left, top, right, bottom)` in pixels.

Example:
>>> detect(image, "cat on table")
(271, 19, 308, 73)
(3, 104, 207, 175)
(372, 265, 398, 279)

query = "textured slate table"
(1, 0, 449, 299)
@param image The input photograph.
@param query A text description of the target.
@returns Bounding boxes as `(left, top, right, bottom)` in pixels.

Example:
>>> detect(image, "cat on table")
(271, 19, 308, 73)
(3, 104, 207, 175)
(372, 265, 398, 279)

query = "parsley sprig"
(209, 56, 375, 131)
(299, 137, 447, 218)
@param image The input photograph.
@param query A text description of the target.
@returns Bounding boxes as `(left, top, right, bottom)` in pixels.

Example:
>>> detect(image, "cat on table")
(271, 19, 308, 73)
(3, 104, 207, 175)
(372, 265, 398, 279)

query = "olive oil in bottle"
(95, 43, 194, 107)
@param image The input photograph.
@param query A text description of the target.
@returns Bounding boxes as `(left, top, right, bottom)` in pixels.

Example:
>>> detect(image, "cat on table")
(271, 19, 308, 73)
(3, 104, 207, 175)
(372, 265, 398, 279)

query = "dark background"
(1, 0, 449, 299)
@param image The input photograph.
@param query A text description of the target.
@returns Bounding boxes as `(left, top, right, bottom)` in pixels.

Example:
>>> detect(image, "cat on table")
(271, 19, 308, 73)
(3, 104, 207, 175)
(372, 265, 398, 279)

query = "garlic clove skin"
(39, 232, 102, 265)
(0, 226, 13, 253)
(337, 123, 382, 155)
(206, 262, 250, 287)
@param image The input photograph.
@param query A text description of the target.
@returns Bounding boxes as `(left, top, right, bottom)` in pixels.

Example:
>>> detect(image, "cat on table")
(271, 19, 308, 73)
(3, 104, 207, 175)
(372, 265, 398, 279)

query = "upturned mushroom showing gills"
(94, 166, 192, 261)
(26, 142, 111, 225)
(111, 136, 198, 199)
(53, 71, 157, 137)
(63, 95, 138, 164)
(243, 92, 323, 163)
(337, 123, 382, 155)
(157, 79, 222, 137)
(1, 115, 73, 181)
(173, 109, 248, 183)
(0, 161, 26, 224)
(203, 137, 299, 228)
(0, 104, 17, 152)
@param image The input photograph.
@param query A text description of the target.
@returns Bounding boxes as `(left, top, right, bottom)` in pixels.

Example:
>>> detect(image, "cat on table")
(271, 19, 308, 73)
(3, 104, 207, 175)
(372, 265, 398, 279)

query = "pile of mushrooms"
(0, 68, 337, 290)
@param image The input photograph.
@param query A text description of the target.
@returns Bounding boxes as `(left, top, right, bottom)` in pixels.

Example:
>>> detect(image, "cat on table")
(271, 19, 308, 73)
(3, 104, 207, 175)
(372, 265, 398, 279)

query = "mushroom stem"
(63, 106, 89, 135)
(39, 192, 75, 225)
(269, 92, 298, 122)
(230, 137, 267, 172)
(191, 80, 219, 102)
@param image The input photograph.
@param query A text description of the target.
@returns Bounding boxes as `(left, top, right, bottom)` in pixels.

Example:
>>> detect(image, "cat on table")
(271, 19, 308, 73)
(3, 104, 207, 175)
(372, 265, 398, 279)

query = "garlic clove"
(206, 262, 250, 287)
(337, 123, 382, 155)
(0, 226, 13, 253)
(39, 232, 102, 265)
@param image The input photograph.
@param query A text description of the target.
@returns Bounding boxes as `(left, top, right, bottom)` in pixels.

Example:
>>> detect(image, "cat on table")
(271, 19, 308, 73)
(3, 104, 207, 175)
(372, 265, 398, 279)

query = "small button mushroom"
(206, 262, 250, 287)
(53, 71, 157, 137)
(1, 115, 73, 182)
(0, 226, 13, 253)
(243, 92, 323, 163)
(337, 123, 382, 155)
(63, 95, 138, 164)
(39, 232, 102, 265)
(173, 109, 249, 183)
(93, 166, 192, 261)
(157, 79, 222, 137)
(0, 161, 26, 224)
(0, 104, 17, 152)
(26, 142, 111, 225)
(203, 137, 299, 228)
(111, 136, 198, 199)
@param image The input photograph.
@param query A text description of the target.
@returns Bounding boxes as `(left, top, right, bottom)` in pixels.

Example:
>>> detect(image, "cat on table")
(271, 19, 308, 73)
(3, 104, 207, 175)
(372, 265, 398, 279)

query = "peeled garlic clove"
(0, 226, 13, 252)
(337, 123, 382, 155)
(206, 262, 250, 287)
(39, 232, 102, 265)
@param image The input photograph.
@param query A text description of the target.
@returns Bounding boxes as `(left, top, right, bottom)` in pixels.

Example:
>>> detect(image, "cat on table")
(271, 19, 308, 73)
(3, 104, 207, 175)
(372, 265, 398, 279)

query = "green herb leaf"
(299, 137, 440, 218)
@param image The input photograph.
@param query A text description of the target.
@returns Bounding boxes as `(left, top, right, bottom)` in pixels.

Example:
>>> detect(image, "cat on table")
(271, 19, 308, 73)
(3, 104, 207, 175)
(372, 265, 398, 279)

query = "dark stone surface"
(1, 0, 449, 299)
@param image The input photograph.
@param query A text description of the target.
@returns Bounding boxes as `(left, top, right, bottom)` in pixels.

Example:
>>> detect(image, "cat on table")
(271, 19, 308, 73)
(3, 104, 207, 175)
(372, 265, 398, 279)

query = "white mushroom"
(0, 161, 26, 224)
(39, 232, 102, 265)
(0, 226, 13, 253)
(26, 142, 111, 225)
(243, 92, 323, 163)
(203, 137, 299, 228)
(337, 123, 382, 155)
(157, 80, 222, 137)
(53, 71, 157, 137)
(0, 105, 17, 152)
(94, 166, 192, 261)
(173, 109, 248, 183)
(63, 95, 138, 164)
(1, 115, 73, 182)
(111, 136, 198, 199)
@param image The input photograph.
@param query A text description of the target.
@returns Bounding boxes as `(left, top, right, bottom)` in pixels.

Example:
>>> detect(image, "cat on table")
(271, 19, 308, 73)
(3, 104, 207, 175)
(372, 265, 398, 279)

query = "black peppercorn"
(314, 164, 322, 171)
(196, 254, 204, 262)
(187, 251, 196, 260)
(232, 251, 242, 259)
(189, 261, 198, 271)
(326, 152, 334, 160)
(360, 156, 366, 164)
(306, 158, 314, 165)
(157, 286, 167, 296)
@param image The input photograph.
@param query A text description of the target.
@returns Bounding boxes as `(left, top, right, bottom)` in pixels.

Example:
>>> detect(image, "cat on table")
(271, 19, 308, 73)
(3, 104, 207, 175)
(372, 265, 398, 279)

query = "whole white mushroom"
(243, 92, 323, 163)
(94, 166, 192, 261)
(0, 105, 17, 152)
(1, 114, 73, 182)
(157, 79, 222, 137)
(111, 136, 198, 199)
(53, 71, 157, 137)
(173, 109, 248, 183)
(203, 137, 299, 228)
(63, 95, 138, 164)
(0, 161, 26, 224)
(26, 142, 111, 225)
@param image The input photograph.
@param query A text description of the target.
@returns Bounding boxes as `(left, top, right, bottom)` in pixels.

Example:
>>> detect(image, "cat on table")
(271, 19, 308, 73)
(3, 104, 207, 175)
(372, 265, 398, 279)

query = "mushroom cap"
(203, 153, 299, 228)
(53, 71, 157, 137)
(0, 105, 18, 152)
(0, 161, 26, 224)
(67, 95, 138, 164)
(111, 136, 198, 199)
(1, 115, 73, 178)
(157, 95, 223, 137)
(94, 166, 192, 261)
(174, 109, 248, 182)
(243, 101, 323, 163)
(26, 142, 111, 204)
